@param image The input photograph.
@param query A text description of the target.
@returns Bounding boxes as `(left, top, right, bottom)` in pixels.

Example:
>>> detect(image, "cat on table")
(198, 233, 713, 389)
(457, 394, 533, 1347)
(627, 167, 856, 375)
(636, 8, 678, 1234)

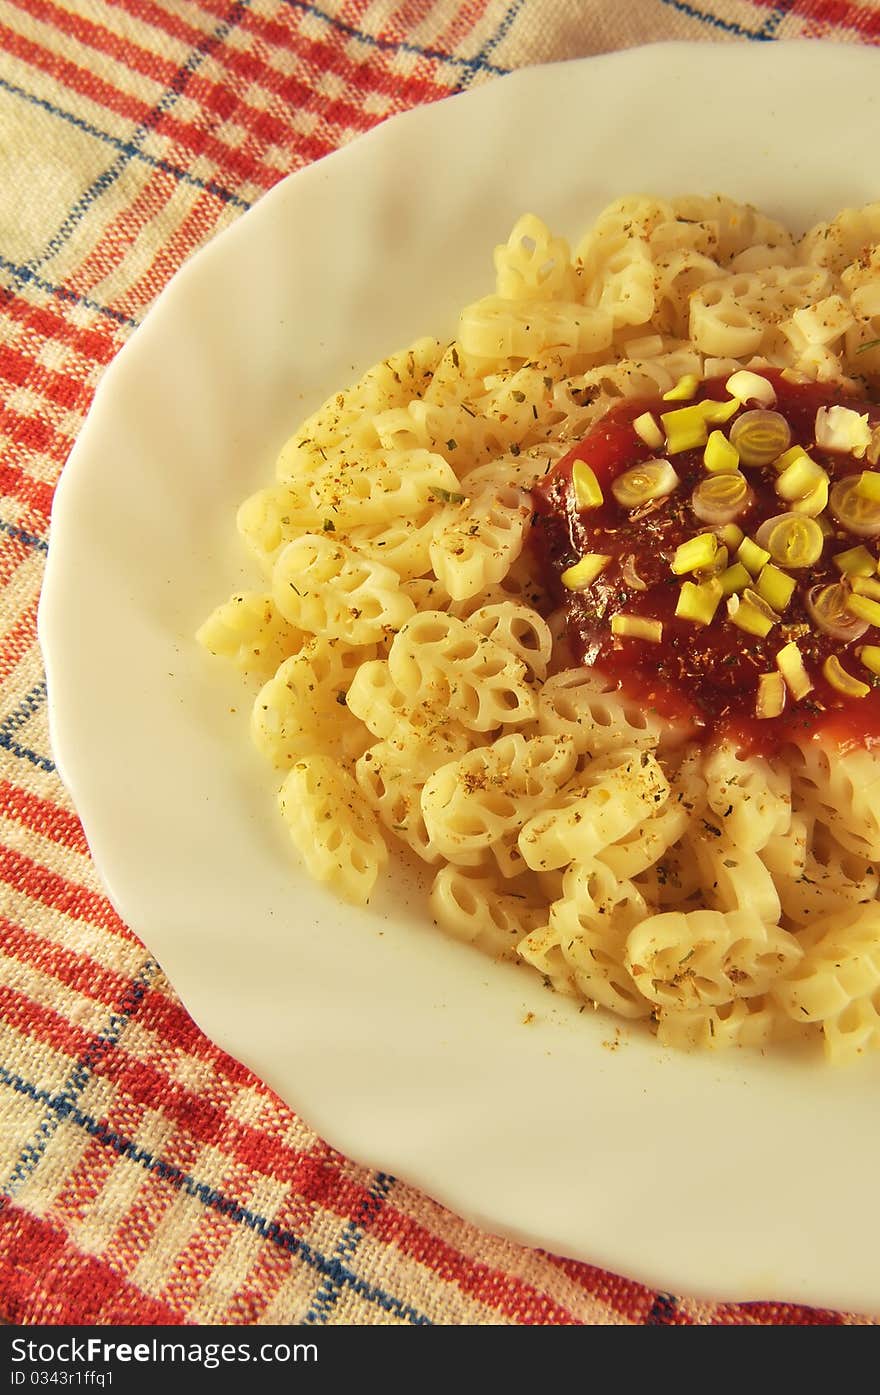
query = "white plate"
(39, 42, 880, 1313)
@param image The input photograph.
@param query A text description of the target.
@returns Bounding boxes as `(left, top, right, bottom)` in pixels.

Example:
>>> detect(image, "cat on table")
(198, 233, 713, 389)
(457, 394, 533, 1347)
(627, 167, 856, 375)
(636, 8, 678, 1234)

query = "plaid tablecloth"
(2, 0, 879, 1328)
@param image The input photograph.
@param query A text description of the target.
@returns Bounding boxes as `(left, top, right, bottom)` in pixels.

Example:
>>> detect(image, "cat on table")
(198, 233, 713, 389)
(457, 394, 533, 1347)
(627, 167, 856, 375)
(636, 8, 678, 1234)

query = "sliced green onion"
(756, 672, 786, 719)
(729, 410, 792, 467)
(857, 645, 880, 676)
(736, 535, 772, 576)
(571, 459, 604, 509)
(633, 412, 664, 449)
(833, 544, 876, 577)
(756, 563, 796, 613)
(776, 641, 813, 700)
(725, 370, 777, 406)
(772, 444, 809, 474)
(775, 454, 828, 504)
(856, 471, 880, 502)
(560, 553, 612, 590)
(823, 654, 870, 699)
(691, 471, 752, 526)
(701, 396, 741, 425)
(703, 430, 740, 474)
(846, 592, 880, 628)
(611, 459, 680, 509)
(805, 582, 869, 641)
(754, 513, 824, 569)
(662, 374, 700, 401)
(852, 575, 880, 600)
(671, 532, 719, 576)
(719, 562, 751, 596)
(675, 578, 723, 625)
(661, 403, 709, 454)
(726, 591, 776, 638)
(718, 522, 744, 551)
(610, 613, 663, 642)
(829, 476, 880, 538)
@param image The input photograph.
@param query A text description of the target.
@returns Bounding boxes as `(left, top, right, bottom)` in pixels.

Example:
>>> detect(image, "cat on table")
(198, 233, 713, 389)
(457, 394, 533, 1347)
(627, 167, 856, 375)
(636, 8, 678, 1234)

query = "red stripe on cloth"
(0, 530, 32, 590)
(0, 410, 72, 473)
(411, 0, 491, 53)
(94, 1048, 380, 1216)
(64, 166, 201, 310)
(545, 1251, 673, 1323)
(0, 781, 89, 854)
(0, 1204, 184, 1324)
(713, 1299, 847, 1325)
(750, 0, 880, 40)
(218, 1225, 299, 1322)
(0, 597, 39, 685)
(0, 341, 93, 412)
(0, 461, 55, 519)
(0, 19, 155, 126)
(5, 0, 184, 89)
(369, 1205, 582, 1324)
(0, 918, 133, 1008)
(0, 983, 109, 1059)
(0, 844, 137, 940)
(49, 1132, 128, 1227)
(110, 186, 233, 320)
(2, 296, 122, 369)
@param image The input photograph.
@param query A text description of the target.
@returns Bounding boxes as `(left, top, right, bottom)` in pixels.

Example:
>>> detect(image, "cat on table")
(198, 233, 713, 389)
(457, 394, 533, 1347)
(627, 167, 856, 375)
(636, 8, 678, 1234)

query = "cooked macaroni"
(199, 194, 880, 1064)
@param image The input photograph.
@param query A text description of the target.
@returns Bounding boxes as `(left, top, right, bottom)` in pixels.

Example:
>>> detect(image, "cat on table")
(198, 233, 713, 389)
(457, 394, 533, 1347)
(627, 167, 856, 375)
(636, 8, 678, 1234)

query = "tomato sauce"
(531, 371, 880, 754)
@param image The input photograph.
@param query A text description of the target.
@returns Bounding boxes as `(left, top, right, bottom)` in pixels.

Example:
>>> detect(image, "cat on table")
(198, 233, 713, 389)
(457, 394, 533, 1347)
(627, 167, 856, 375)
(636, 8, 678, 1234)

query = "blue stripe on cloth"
(283, 0, 510, 80)
(1, 959, 159, 1196)
(658, 0, 779, 38)
(0, 681, 54, 769)
(9, 0, 254, 300)
(758, 4, 794, 38)
(0, 518, 49, 553)
(0, 682, 48, 739)
(0, 74, 251, 215)
(0, 733, 54, 774)
(0, 251, 139, 328)
(303, 1171, 396, 1323)
(455, 0, 527, 90)
(0, 1061, 430, 1323)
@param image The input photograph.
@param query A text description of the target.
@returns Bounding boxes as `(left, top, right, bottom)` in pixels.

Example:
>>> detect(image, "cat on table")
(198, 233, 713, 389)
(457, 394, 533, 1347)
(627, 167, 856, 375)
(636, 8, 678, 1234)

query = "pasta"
(199, 193, 880, 1064)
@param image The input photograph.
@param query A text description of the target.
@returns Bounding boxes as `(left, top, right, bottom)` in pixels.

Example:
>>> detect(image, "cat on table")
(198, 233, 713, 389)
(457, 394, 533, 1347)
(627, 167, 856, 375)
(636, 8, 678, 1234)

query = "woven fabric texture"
(2, 0, 879, 1327)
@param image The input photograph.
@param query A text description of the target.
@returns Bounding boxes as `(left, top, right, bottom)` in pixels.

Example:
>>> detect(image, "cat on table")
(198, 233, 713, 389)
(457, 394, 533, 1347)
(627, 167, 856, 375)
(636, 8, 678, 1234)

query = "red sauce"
(531, 371, 880, 755)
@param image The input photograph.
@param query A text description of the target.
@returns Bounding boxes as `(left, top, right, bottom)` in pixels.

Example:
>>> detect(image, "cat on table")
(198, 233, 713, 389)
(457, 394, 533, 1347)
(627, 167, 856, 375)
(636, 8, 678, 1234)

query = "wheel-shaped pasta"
(536, 667, 676, 756)
(356, 735, 469, 863)
(518, 751, 670, 872)
(251, 637, 371, 767)
(420, 733, 577, 869)
(773, 904, 880, 1062)
(625, 908, 803, 1010)
(463, 603, 553, 681)
(430, 862, 547, 959)
(196, 592, 304, 678)
(429, 485, 532, 602)
(458, 294, 613, 364)
(493, 214, 579, 302)
(518, 860, 651, 1020)
(273, 534, 414, 645)
(277, 755, 388, 905)
(308, 447, 460, 529)
(236, 482, 319, 571)
(387, 611, 537, 730)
